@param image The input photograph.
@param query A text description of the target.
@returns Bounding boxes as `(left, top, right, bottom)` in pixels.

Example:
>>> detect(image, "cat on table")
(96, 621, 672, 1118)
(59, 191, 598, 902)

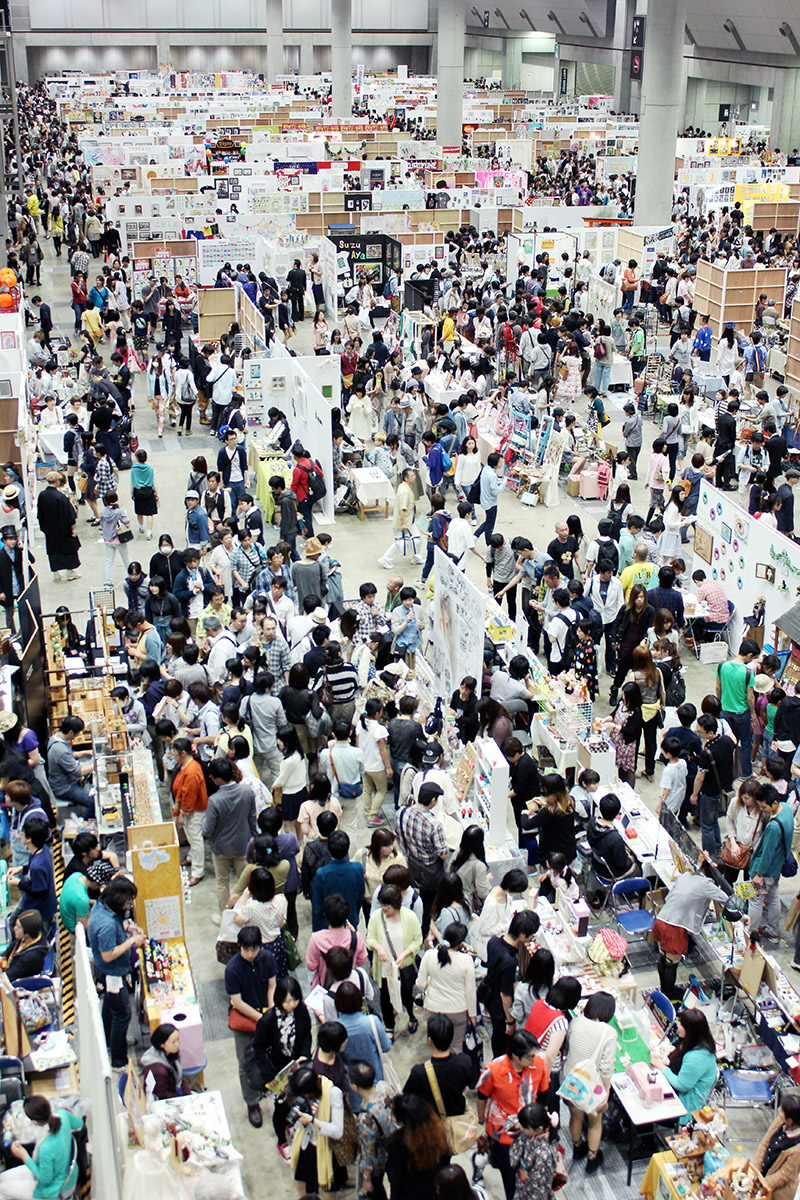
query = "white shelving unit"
(474, 736, 511, 848)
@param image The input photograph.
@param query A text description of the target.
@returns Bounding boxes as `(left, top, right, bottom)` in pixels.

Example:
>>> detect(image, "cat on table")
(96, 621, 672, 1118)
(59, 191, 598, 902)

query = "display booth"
(327, 232, 403, 300)
(692, 260, 787, 338)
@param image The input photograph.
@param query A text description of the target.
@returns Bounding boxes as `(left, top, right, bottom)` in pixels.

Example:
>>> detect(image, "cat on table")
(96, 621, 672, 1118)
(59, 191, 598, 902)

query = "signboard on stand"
(432, 548, 486, 701)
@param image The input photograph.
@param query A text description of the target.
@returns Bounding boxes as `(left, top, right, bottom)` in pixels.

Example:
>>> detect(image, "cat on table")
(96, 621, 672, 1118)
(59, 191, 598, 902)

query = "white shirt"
(447, 517, 476, 567)
(356, 718, 388, 773)
(549, 607, 577, 660)
(206, 629, 238, 686)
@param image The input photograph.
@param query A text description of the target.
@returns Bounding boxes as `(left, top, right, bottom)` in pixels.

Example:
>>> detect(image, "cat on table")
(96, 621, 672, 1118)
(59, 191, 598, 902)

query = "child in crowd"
(537, 851, 580, 904)
(763, 686, 785, 761)
(658, 737, 688, 821)
(570, 768, 600, 823)
(509, 1102, 561, 1200)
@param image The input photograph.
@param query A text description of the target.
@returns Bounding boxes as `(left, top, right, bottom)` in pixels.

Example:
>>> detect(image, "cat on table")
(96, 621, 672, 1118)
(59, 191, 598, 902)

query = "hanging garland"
(769, 543, 800, 576)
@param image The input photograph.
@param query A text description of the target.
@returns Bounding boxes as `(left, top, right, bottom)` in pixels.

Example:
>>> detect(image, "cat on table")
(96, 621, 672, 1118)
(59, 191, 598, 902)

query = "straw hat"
(304, 537, 323, 559)
(753, 673, 773, 694)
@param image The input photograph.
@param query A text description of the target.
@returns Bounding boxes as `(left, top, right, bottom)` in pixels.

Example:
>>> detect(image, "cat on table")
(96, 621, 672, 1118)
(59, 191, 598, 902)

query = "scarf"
(290, 1074, 333, 1190)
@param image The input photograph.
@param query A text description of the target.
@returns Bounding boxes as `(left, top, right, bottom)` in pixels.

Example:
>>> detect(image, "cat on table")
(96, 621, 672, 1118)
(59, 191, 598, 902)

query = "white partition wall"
(74, 926, 124, 1200)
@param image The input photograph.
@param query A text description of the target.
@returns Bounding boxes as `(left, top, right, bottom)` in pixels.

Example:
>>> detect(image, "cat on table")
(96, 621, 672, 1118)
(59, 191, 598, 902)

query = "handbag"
(707, 745, 733, 814)
(332, 1104, 360, 1166)
(368, 1015, 401, 1094)
(463, 1020, 484, 1088)
(778, 818, 798, 878)
(117, 516, 134, 544)
(318, 669, 335, 711)
(282, 928, 302, 970)
(76, 471, 88, 495)
(552, 1144, 568, 1192)
(786, 894, 800, 932)
(305, 705, 332, 740)
(227, 1007, 258, 1034)
(424, 1060, 480, 1154)
(720, 841, 752, 871)
(557, 1035, 612, 1114)
(330, 749, 362, 799)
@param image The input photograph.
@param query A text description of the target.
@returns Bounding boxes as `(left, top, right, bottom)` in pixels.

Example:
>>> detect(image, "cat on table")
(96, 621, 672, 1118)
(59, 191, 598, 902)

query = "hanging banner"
(432, 548, 486, 701)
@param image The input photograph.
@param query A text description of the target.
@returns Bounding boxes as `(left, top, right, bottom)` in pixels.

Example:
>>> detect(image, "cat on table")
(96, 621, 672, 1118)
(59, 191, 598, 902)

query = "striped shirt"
(313, 660, 358, 704)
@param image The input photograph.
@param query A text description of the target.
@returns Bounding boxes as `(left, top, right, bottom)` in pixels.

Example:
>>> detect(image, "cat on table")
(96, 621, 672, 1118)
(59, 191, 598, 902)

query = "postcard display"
(690, 482, 800, 655)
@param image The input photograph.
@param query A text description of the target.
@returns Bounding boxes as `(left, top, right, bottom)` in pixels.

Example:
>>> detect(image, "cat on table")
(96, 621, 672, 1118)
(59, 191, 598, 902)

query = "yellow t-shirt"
(82, 309, 103, 341)
(620, 559, 657, 600)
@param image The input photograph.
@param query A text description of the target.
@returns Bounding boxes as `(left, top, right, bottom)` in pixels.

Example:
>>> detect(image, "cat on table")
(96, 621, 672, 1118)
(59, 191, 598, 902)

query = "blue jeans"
(697, 792, 722, 854)
(622, 290, 635, 312)
(101, 978, 132, 1068)
(722, 708, 752, 776)
(227, 481, 245, 508)
(475, 504, 497, 544)
(57, 780, 95, 819)
(595, 363, 611, 393)
(298, 497, 315, 537)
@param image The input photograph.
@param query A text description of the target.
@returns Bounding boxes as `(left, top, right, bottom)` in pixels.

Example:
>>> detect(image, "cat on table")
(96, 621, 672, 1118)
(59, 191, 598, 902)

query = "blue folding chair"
(723, 1068, 777, 1110)
(611, 877, 655, 938)
(117, 1071, 128, 1103)
(647, 988, 676, 1033)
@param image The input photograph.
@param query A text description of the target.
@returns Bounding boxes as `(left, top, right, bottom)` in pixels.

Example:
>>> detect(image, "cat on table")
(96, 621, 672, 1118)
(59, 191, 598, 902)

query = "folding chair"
(647, 989, 676, 1035)
(611, 877, 655, 939)
(705, 600, 735, 654)
(722, 1068, 777, 1111)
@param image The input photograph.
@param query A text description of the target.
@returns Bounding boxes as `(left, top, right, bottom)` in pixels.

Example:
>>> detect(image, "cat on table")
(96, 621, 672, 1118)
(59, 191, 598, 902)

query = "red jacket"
(292, 457, 314, 502)
(172, 757, 208, 814)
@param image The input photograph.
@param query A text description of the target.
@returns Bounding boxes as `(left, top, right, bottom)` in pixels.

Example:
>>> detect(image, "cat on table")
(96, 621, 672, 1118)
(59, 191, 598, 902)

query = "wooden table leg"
(385, 501, 389, 518)
(359, 504, 365, 521)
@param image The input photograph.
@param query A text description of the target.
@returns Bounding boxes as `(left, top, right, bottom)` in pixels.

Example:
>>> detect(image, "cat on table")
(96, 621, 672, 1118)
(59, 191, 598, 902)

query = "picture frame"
(694, 525, 714, 565)
(720, 522, 732, 544)
(755, 563, 776, 583)
(0, 332, 17, 350)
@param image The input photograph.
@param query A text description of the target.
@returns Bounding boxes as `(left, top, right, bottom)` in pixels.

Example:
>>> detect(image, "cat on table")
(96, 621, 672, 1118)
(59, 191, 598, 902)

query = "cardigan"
(366, 906, 423, 985)
(662, 1047, 717, 1124)
(755, 1116, 800, 1200)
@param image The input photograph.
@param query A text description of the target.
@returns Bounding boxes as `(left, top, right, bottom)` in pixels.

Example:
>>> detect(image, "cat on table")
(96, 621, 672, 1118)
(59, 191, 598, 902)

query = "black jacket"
(774, 696, 800, 749)
(0, 543, 25, 606)
(148, 550, 183, 591)
(587, 816, 634, 880)
(252, 1002, 312, 1083)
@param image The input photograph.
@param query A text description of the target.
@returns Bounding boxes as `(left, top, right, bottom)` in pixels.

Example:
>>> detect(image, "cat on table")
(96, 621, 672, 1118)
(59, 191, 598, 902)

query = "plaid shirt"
(396, 803, 448, 865)
(352, 599, 387, 645)
(647, 585, 685, 629)
(71, 249, 90, 277)
(254, 564, 295, 601)
(260, 633, 292, 691)
(95, 456, 116, 499)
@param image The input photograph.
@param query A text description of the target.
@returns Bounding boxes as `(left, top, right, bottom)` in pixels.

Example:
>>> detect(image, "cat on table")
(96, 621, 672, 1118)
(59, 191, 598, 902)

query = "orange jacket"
(172, 757, 208, 815)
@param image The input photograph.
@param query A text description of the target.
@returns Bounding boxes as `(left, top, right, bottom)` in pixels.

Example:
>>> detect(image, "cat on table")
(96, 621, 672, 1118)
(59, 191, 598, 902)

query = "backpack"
(440, 449, 453, 474)
(435, 512, 452, 553)
(606, 503, 626, 542)
(382, 277, 393, 300)
(301, 459, 327, 503)
(553, 612, 579, 670)
(467, 475, 482, 505)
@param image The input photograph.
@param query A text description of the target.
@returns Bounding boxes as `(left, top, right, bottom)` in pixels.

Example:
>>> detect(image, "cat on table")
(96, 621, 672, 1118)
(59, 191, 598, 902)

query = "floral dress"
(611, 702, 638, 775)
(509, 1132, 559, 1200)
(573, 638, 598, 700)
(556, 352, 582, 403)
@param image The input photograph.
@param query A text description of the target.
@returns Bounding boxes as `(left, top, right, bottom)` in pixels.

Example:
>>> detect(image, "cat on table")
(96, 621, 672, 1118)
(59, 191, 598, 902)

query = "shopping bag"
(557, 1042, 608, 1114)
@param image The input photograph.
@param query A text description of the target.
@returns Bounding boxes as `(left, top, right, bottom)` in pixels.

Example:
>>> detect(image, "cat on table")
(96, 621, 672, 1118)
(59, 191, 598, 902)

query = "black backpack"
(553, 612, 579, 670)
(607, 503, 626, 542)
(301, 459, 327, 503)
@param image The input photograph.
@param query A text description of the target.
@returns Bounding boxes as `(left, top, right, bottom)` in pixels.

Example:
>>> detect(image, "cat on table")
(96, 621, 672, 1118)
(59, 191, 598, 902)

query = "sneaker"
(408, 1018, 419, 1034)
(52, 571, 63, 582)
(210, 913, 221, 926)
(366, 816, 384, 827)
(146, 532, 152, 540)
(791, 961, 800, 971)
(66, 571, 81, 580)
(177, 430, 182, 436)
(276, 1143, 291, 1162)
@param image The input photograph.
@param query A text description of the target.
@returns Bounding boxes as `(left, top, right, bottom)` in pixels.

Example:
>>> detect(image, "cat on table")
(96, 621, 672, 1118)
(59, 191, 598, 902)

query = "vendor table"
(609, 358, 634, 389)
(530, 712, 578, 774)
(768, 346, 787, 377)
(248, 448, 292, 521)
(351, 465, 393, 520)
(611, 1069, 687, 1185)
(641, 1150, 682, 1200)
(425, 373, 462, 407)
(609, 782, 680, 885)
(37, 426, 68, 464)
(150, 1091, 244, 1197)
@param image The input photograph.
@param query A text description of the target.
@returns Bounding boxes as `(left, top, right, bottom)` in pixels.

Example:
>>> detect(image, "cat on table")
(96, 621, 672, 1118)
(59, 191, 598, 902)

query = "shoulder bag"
(368, 1015, 401, 1095)
(557, 1033, 614, 1114)
(706, 739, 733, 814)
(424, 1059, 480, 1154)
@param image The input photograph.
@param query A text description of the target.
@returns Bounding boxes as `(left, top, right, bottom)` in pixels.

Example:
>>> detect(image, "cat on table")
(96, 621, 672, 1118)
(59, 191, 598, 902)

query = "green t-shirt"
(766, 702, 779, 736)
(59, 873, 90, 933)
(717, 661, 752, 714)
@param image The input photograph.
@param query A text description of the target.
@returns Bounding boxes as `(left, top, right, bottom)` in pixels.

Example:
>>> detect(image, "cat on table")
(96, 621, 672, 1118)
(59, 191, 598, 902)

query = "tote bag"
(557, 1035, 613, 1114)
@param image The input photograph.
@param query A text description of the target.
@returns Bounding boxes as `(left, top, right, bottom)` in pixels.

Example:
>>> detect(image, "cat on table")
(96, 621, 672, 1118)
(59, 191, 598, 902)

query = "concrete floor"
(29, 238, 795, 1198)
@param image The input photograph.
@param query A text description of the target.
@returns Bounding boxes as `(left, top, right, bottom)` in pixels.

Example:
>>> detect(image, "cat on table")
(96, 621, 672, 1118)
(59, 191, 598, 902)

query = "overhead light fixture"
(547, 9, 565, 33)
(495, 7, 510, 27)
(471, 6, 482, 20)
(723, 18, 746, 50)
(579, 10, 598, 35)
(780, 21, 800, 54)
(519, 8, 536, 29)
(685, 23, 696, 45)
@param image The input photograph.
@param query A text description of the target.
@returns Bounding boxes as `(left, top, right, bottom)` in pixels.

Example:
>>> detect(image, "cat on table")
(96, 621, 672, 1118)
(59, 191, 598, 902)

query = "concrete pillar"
(502, 36, 523, 90)
(613, 0, 633, 113)
(298, 33, 314, 75)
(436, 0, 465, 149)
(330, 0, 352, 119)
(265, 0, 283, 83)
(676, 55, 689, 131)
(155, 34, 171, 68)
(634, 0, 685, 224)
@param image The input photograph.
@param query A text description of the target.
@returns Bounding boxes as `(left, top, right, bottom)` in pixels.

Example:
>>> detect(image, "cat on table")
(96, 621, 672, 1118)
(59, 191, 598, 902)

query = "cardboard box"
(567, 476, 581, 497)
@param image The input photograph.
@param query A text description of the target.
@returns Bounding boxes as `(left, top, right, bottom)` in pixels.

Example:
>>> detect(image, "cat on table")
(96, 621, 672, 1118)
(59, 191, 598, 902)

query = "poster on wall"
(432, 548, 485, 702)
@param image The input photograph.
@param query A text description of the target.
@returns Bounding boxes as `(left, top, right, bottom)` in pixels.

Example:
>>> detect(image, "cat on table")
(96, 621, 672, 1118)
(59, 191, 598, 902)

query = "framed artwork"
(755, 563, 776, 583)
(0, 332, 17, 350)
(734, 516, 749, 542)
(720, 522, 732, 544)
(694, 525, 714, 564)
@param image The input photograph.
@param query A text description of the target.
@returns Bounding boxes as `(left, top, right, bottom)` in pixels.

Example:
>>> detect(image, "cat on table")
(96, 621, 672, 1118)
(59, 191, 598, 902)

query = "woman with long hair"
(609, 583, 654, 706)
(415, 921, 477, 1053)
(448, 824, 491, 913)
(661, 485, 689, 561)
(650, 1008, 718, 1124)
(721, 777, 763, 884)
(566, 514, 588, 573)
(252, 977, 312, 1157)
(454, 435, 481, 521)
(272, 725, 308, 838)
(353, 828, 406, 924)
(510, 946, 556, 1029)
(312, 309, 329, 355)
(472, 866, 531, 962)
(233, 864, 289, 976)
(430, 871, 471, 941)
(608, 481, 632, 531)
(629, 644, 666, 781)
(602, 681, 644, 787)
(298, 774, 342, 842)
(521, 773, 577, 863)
(385, 1093, 450, 1200)
(476, 697, 513, 750)
(286, 1063, 345, 1199)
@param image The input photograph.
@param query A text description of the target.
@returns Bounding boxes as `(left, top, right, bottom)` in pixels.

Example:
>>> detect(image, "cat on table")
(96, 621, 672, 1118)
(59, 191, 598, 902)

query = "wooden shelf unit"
(693, 259, 787, 338)
(785, 298, 800, 397)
